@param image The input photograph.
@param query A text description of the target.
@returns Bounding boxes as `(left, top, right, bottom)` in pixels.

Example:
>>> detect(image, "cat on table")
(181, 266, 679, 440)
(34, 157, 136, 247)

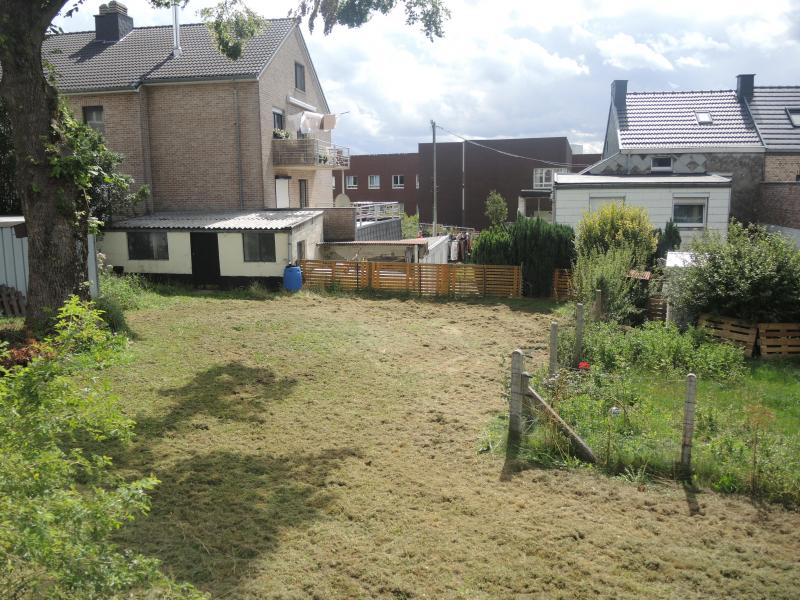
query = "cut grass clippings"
(76, 287, 800, 598)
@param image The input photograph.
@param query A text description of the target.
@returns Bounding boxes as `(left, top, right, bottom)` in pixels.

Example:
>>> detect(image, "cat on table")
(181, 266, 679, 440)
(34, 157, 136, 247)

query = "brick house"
(332, 153, 420, 214)
(743, 77, 800, 241)
(39, 2, 351, 282)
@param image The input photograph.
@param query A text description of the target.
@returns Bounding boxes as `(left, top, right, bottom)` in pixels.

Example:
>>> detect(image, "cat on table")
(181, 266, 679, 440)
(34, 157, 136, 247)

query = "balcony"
(353, 202, 403, 222)
(272, 137, 350, 169)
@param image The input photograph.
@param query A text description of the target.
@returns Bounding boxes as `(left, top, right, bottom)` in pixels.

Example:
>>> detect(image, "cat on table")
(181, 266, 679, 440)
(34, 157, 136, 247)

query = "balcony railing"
(353, 202, 403, 222)
(272, 137, 350, 169)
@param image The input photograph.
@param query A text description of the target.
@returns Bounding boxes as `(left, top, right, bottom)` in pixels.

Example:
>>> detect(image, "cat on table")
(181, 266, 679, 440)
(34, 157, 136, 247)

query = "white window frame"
(651, 156, 673, 173)
(533, 167, 567, 190)
(787, 108, 800, 127)
(82, 105, 105, 134)
(346, 175, 358, 189)
(368, 175, 381, 189)
(695, 111, 713, 125)
(392, 174, 405, 189)
(672, 197, 707, 228)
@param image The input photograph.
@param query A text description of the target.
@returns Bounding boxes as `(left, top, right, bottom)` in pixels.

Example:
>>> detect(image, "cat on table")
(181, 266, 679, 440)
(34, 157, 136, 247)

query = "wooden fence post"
(680, 373, 697, 478)
(509, 349, 525, 440)
(549, 321, 559, 377)
(521, 371, 532, 421)
(592, 288, 603, 320)
(573, 303, 585, 368)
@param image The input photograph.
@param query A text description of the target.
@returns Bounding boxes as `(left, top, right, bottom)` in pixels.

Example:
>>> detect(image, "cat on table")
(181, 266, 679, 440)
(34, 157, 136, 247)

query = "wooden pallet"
(0, 285, 26, 317)
(698, 314, 757, 357)
(551, 269, 573, 301)
(757, 323, 800, 358)
(647, 295, 667, 321)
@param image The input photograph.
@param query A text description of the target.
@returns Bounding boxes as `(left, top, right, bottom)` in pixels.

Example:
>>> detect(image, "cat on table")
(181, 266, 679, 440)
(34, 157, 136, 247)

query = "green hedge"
(471, 217, 574, 296)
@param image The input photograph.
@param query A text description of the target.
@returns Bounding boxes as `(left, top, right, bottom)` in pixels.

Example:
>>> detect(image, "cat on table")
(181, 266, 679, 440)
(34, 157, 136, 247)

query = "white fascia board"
(287, 96, 317, 111)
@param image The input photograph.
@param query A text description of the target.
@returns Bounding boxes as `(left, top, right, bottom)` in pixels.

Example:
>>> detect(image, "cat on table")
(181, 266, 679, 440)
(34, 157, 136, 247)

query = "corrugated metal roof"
(555, 173, 731, 186)
(748, 87, 800, 152)
(617, 91, 762, 149)
(108, 210, 323, 231)
(319, 239, 429, 247)
(21, 20, 294, 92)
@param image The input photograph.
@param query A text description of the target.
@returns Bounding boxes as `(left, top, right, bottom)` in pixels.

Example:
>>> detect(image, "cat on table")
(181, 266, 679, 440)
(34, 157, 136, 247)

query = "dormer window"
(695, 111, 713, 125)
(651, 156, 673, 173)
(787, 108, 800, 127)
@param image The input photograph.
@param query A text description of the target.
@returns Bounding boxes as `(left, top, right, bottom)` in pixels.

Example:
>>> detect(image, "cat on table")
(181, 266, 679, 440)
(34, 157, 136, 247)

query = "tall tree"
(0, 0, 448, 330)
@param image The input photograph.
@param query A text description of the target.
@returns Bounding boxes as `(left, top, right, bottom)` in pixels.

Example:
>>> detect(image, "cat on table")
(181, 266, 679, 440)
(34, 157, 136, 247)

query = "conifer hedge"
(470, 217, 575, 296)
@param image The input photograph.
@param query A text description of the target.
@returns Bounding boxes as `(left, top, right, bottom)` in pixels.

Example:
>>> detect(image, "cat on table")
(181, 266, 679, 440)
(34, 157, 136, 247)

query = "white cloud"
(676, 56, 708, 68)
(727, 17, 795, 49)
(50, 0, 800, 155)
(595, 33, 674, 71)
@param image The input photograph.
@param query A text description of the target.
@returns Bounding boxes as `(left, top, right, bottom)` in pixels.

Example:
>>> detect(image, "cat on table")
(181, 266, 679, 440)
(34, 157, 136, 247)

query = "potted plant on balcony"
(273, 128, 291, 139)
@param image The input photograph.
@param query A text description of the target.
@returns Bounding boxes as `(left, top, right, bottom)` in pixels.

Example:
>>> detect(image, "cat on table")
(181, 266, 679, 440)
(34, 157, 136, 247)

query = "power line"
(434, 124, 578, 168)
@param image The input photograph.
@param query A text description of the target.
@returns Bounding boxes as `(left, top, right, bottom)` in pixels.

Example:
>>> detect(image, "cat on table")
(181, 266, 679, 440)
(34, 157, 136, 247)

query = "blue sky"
(53, 0, 800, 155)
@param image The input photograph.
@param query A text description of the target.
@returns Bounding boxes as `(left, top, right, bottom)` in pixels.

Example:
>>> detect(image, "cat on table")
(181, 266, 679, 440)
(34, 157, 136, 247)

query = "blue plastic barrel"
(283, 265, 302, 292)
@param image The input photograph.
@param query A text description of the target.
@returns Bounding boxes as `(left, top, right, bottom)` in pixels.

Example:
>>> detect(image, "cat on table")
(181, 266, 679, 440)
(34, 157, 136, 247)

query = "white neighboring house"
(552, 173, 732, 246)
(553, 76, 766, 244)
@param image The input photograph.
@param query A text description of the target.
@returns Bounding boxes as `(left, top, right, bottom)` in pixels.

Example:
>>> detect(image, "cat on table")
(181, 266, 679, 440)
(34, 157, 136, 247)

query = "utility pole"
(431, 120, 437, 235)
(462, 140, 466, 227)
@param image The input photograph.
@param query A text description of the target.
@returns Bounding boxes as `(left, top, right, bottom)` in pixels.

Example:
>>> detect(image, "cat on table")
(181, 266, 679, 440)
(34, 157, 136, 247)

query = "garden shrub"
(572, 245, 643, 324)
(561, 320, 746, 380)
(0, 297, 201, 598)
(485, 190, 509, 226)
(667, 221, 800, 322)
(655, 220, 681, 259)
(575, 202, 658, 266)
(470, 217, 574, 296)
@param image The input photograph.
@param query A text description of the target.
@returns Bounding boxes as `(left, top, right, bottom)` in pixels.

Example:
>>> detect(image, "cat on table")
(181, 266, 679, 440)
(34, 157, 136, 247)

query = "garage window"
(127, 231, 168, 260)
(243, 232, 276, 262)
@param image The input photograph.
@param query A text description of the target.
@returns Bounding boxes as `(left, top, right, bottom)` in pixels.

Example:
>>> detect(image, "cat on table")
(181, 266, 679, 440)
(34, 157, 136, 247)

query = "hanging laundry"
(321, 114, 337, 131)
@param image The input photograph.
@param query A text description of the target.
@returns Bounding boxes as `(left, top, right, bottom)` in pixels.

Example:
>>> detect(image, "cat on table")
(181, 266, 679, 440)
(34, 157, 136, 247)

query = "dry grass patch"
(102, 290, 800, 598)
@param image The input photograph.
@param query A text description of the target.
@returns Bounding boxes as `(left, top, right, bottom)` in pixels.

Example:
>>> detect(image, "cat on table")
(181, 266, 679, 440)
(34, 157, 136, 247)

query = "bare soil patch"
(108, 291, 800, 598)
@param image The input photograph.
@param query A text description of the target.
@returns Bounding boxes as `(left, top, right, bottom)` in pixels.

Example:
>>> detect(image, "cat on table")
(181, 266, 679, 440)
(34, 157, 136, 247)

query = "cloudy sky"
(53, 0, 800, 155)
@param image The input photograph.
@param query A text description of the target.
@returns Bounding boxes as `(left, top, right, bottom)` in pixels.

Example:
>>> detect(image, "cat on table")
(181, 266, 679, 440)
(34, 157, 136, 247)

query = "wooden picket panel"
(299, 260, 521, 298)
(552, 269, 573, 301)
(647, 295, 667, 321)
(0, 285, 26, 317)
(757, 323, 800, 358)
(698, 314, 758, 357)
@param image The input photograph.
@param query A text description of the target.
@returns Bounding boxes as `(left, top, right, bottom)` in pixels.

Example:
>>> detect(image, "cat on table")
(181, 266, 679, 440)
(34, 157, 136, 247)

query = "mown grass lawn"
(94, 289, 800, 598)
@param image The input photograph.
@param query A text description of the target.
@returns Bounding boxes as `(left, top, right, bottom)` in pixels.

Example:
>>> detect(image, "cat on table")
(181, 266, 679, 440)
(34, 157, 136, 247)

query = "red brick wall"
(760, 183, 800, 229)
(333, 153, 419, 214)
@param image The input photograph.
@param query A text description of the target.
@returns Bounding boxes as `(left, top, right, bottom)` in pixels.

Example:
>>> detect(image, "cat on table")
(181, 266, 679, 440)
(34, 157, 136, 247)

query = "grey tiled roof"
(748, 87, 800, 152)
(109, 210, 323, 231)
(617, 91, 762, 149)
(37, 19, 294, 92)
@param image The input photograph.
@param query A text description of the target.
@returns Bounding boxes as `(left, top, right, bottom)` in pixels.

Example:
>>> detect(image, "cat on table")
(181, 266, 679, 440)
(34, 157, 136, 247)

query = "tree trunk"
(0, 0, 88, 331)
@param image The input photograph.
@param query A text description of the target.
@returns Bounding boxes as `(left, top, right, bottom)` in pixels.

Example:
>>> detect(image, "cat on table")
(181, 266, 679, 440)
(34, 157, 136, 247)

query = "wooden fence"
(299, 260, 522, 298)
(0, 284, 26, 317)
(551, 269, 573, 300)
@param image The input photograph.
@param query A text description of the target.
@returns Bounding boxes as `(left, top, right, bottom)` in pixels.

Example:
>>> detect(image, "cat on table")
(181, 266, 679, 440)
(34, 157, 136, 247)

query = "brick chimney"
(736, 74, 755, 102)
(95, 1, 133, 43)
(611, 80, 628, 111)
